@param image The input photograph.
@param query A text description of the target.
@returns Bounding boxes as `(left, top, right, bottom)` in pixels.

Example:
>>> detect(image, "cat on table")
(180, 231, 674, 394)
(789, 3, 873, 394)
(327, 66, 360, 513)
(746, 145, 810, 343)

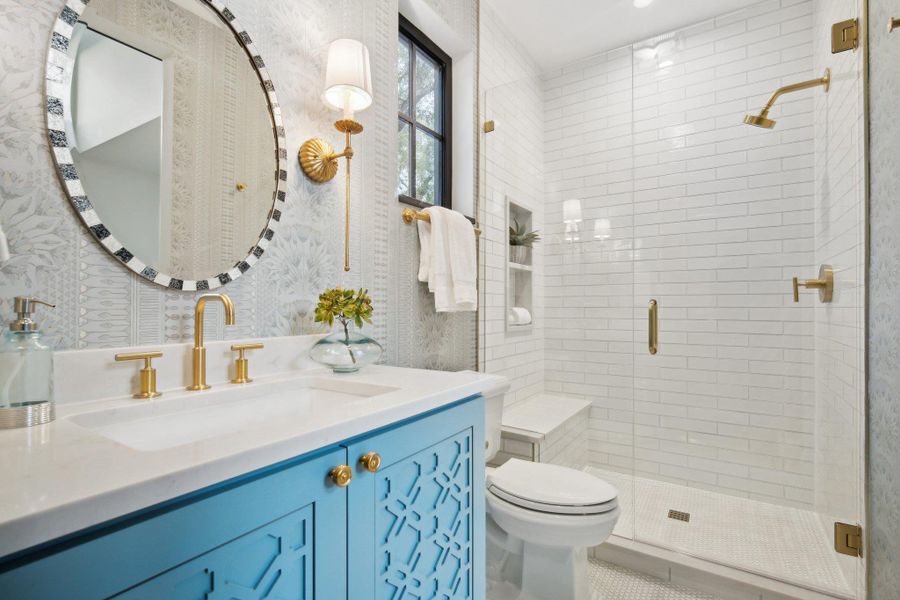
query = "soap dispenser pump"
(0, 297, 56, 428)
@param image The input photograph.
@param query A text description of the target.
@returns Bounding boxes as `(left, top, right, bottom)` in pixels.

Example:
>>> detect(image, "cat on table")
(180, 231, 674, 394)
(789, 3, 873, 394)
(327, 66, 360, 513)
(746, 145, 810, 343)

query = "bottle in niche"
(0, 297, 56, 428)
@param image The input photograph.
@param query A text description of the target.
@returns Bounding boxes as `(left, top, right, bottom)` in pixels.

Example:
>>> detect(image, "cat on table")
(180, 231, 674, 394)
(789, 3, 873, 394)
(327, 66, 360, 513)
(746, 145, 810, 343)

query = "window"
(397, 15, 452, 208)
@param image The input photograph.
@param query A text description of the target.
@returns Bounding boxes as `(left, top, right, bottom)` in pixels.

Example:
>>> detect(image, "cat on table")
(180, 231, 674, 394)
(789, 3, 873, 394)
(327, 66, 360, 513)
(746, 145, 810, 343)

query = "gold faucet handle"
(115, 351, 163, 399)
(230, 343, 264, 384)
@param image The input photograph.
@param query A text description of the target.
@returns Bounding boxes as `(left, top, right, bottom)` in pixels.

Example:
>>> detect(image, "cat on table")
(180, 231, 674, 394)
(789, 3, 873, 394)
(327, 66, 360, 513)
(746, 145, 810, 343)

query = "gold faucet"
(188, 294, 236, 391)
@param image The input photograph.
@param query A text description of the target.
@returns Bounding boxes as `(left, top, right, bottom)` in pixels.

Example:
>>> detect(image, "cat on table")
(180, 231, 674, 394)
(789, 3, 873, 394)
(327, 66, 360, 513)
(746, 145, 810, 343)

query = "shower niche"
(506, 199, 533, 332)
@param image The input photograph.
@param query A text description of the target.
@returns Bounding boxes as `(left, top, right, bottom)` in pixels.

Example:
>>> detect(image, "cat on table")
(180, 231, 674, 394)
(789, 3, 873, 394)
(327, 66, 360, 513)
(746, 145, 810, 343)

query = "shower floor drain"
(668, 509, 690, 522)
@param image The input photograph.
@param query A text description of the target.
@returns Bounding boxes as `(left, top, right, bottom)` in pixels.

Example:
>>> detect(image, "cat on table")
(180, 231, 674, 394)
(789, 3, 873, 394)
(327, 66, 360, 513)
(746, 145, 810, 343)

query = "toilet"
(483, 382, 619, 600)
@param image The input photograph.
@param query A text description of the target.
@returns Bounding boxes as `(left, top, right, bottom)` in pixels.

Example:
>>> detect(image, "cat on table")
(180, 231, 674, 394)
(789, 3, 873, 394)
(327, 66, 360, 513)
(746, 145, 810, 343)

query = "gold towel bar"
(401, 208, 481, 236)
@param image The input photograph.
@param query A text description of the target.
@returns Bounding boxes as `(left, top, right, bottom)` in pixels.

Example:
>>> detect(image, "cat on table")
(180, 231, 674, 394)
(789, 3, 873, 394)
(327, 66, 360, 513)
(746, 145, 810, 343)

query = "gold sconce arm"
(300, 119, 364, 272)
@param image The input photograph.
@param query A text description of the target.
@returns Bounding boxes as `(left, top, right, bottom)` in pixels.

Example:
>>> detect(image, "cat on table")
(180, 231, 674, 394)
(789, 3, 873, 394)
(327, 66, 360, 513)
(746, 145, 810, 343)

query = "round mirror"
(45, 0, 286, 291)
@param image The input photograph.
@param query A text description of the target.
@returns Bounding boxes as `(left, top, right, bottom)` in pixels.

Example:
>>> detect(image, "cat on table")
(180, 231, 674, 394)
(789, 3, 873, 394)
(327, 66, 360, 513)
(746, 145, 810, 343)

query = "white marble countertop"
(0, 365, 505, 558)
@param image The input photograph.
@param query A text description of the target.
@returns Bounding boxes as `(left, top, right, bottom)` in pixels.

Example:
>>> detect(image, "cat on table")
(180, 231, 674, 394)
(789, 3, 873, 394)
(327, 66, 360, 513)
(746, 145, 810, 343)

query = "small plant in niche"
(509, 219, 540, 264)
(310, 287, 382, 373)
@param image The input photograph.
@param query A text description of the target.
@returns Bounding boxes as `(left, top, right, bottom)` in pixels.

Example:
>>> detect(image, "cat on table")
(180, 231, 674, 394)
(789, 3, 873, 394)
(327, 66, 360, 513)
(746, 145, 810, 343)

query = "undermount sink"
(69, 377, 398, 452)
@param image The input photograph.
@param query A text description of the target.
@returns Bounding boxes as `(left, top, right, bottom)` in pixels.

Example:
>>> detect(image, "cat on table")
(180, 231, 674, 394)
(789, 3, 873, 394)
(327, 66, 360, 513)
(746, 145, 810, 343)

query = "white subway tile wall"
(479, 5, 545, 407)
(542, 1, 824, 508)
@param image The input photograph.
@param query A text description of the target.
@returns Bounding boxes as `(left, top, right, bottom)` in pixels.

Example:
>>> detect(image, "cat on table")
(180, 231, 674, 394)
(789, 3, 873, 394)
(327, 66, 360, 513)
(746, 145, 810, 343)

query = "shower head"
(743, 68, 830, 130)
(743, 113, 776, 129)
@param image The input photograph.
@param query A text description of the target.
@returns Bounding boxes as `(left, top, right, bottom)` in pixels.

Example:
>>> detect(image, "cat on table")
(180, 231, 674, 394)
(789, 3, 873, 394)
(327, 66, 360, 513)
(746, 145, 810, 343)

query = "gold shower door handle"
(649, 299, 658, 355)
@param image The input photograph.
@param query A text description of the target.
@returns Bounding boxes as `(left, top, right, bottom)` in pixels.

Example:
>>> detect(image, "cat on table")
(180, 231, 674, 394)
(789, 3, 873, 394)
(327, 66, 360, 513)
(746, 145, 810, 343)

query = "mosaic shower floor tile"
(590, 467, 856, 598)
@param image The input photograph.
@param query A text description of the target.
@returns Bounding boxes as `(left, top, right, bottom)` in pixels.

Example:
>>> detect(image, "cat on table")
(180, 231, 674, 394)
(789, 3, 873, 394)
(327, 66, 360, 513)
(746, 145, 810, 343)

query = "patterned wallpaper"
(867, 0, 900, 596)
(0, 0, 475, 371)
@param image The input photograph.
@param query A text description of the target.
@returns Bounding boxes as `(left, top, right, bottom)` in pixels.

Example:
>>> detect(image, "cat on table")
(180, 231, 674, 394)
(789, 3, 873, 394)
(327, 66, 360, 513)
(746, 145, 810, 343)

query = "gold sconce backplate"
(299, 138, 339, 183)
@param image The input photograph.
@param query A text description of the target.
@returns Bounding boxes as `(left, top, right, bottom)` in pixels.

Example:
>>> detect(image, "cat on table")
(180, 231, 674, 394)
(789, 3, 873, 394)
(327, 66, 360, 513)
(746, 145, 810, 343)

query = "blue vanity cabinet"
(0, 397, 485, 600)
(0, 447, 348, 600)
(345, 397, 486, 600)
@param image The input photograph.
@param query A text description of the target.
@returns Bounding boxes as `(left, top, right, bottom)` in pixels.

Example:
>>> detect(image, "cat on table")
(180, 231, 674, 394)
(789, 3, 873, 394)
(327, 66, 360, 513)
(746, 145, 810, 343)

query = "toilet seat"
(487, 459, 618, 515)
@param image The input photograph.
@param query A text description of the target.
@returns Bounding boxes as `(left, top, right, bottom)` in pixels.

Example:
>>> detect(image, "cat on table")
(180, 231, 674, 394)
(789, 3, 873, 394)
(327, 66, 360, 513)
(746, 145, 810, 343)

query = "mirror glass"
(60, 0, 279, 285)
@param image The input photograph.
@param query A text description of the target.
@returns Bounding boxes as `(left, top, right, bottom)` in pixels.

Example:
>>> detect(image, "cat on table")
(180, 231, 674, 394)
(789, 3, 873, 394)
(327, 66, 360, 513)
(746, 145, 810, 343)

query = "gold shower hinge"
(834, 522, 863, 557)
(832, 19, 859, 53)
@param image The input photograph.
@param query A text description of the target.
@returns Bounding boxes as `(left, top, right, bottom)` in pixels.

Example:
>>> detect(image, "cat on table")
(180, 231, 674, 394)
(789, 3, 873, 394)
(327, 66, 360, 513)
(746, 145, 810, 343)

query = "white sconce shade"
(563, 199, 583, 223)
(322, 38, 373, 118)
(594, 218, 611, 240)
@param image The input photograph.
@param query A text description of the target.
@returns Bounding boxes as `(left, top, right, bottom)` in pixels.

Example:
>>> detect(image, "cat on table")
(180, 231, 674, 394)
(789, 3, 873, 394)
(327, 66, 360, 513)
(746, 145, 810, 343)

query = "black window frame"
(398, 14, 452, 210)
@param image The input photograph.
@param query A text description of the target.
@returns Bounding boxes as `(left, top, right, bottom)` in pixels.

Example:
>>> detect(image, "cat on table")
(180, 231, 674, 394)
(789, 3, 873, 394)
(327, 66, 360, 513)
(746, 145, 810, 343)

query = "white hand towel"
(424, 207, 455, 312)
(416, 217, 431, 283)
(0, 221, 9, 265)
(508, 307, 532, 326)
(445, 209, 477, 310)
(415, 207, 478, 312)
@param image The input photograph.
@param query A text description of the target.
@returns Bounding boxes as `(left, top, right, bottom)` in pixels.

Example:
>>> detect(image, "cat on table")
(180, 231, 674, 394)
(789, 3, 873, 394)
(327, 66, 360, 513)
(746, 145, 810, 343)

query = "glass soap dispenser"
(0, 297, 56, 428)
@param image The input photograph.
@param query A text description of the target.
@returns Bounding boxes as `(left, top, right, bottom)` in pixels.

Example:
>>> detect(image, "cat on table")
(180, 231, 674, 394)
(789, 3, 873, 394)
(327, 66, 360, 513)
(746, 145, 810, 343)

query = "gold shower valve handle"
(360, 452, 382, 473)
(792, 265, 834, 303)
(230, 343, 264, 384)
(115, 351, 163, 399)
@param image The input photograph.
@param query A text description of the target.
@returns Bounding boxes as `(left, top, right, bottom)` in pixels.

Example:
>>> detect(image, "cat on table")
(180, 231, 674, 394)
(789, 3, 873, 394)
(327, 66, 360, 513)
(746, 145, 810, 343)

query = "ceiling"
(484, 0, 765, 72)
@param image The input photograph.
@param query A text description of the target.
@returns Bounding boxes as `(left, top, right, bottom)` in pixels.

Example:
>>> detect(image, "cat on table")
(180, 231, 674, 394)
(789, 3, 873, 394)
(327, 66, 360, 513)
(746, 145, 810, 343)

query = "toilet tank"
(480, 376, 510, 463)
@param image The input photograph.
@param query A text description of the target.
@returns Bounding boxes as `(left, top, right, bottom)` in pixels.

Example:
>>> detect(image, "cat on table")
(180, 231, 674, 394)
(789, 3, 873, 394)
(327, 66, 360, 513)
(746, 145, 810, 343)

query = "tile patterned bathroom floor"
(589, 559, 722, 600)
(589, 468, 855, 598)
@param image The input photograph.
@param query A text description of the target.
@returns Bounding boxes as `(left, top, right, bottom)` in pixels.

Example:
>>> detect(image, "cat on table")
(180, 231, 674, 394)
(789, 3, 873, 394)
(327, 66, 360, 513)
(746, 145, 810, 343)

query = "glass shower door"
(628, 2, 865, 597)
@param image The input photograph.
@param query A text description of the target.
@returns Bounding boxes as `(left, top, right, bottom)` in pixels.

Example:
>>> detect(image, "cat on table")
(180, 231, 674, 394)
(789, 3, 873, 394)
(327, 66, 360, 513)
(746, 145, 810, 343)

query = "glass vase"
(309, 323, 383, 373)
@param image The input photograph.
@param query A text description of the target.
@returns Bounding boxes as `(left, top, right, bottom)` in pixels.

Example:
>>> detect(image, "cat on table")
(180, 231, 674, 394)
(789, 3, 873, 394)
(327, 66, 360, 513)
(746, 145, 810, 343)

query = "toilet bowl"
(481, 382, 619, 600)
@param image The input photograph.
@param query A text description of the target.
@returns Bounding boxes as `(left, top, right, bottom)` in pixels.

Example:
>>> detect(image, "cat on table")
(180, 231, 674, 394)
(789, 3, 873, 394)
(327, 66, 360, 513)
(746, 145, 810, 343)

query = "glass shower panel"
(628, 2, 864, 597)
(481, 61, 636, 541)
(539, 47, 637, 541)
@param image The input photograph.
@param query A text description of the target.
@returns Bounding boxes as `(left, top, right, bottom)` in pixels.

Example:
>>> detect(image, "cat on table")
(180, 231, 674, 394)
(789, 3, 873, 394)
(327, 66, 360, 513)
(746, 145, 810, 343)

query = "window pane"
(415, 128, 440, 205)
(398, 36, 411, 115)
(415, 50, 440, 132)
(397, 120, 411, 197)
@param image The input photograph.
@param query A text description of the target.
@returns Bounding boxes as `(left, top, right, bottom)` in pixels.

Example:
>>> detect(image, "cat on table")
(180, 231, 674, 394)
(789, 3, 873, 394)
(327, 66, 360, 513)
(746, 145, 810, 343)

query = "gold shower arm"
(759, 69, 831, 115)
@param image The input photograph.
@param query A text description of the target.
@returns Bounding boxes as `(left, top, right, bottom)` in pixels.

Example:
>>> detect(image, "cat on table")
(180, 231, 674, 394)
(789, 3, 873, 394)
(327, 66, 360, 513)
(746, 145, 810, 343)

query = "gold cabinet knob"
(115, 351, 163, 399)
(330, 465, 353, 487)
(360, 452, 382, 473)
(230, 343, 264, 384)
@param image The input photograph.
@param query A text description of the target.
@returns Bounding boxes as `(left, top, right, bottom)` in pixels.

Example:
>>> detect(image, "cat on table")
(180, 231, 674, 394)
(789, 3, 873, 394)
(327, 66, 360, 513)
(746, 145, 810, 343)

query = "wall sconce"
(593, 218, 611, 241)
(563, 199, 582, 242)
(300, 38, 373, 272)
(563, 199, 583, 224)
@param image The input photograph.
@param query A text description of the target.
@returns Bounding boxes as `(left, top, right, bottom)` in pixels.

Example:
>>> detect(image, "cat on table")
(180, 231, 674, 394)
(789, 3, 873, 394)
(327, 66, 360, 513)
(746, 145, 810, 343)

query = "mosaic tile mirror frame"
(44, 0, 288, 292)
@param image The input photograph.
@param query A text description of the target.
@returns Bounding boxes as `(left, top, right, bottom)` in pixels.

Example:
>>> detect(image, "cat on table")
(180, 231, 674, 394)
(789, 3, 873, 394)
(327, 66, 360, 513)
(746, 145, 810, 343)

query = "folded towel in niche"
(416, 206, 477, 312)
(508, 307, 532, 326)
